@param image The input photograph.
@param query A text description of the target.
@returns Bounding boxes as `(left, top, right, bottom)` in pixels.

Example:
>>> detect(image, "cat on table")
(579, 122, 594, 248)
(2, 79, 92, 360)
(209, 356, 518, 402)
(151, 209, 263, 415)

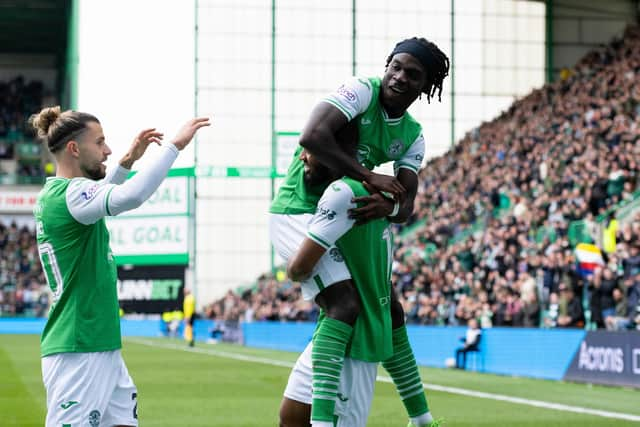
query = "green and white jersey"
(308, 177, 393, 363)
(34, 167, 129, 357)
(270, 76, 425, 215)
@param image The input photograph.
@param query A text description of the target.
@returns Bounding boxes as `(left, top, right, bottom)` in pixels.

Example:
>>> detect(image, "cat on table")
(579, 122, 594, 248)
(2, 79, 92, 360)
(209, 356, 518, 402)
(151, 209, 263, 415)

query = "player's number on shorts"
(132, 392, 138, 419)
(382, 227, 393, 281)
(38, 243, 64, 301)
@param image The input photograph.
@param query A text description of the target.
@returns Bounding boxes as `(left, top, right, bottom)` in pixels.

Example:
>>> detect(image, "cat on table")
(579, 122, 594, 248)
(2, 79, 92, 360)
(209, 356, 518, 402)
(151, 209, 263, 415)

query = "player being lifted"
(270, 37, 449, 427)
(32, 106, 209, 427)
(280, 140, 400, 426)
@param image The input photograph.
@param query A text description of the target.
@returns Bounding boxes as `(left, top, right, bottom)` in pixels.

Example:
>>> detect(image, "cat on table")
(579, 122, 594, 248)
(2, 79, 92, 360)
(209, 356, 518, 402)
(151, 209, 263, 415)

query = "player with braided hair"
(272, 37, 449, 427)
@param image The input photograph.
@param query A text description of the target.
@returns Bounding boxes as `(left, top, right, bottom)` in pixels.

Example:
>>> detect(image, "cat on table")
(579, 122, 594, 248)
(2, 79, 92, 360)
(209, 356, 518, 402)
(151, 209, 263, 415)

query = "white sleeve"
(67, 143, 179, 225)
(394, 133, 425, 175)
(321, 76, 373, 121)
(101, 164, 130, 185)
(66, 178, 117, 226)
(307, 180, 356, 249)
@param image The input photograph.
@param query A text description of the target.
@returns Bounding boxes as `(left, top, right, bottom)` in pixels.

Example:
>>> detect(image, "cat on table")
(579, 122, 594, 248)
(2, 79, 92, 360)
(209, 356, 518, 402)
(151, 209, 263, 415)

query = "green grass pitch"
(1, 334, 638, 426)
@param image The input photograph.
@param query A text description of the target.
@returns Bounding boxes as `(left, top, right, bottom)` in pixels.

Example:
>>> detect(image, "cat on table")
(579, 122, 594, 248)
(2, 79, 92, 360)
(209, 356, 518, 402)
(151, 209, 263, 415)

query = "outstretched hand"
(171, 117, 211, 151)
(120, 128, 164, 168)
(130, 128, 163, 159)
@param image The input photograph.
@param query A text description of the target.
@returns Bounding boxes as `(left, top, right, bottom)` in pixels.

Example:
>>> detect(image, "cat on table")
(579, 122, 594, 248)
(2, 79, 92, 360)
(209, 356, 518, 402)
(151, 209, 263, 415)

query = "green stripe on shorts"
(313, 274, 325, 291)
(308, 231, 331, 249)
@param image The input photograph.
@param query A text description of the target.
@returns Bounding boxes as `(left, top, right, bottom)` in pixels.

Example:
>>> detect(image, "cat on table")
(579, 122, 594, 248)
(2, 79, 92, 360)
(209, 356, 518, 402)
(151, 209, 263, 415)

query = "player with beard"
(31, 106, 209, 427)
(271, 38, 449, 427)
(278, 143, 396, 426)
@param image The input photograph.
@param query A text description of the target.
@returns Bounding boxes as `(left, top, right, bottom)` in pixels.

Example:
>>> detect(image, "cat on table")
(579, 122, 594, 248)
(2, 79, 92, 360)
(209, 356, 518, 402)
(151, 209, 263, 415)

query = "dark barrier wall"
(564, 331, 640, 388)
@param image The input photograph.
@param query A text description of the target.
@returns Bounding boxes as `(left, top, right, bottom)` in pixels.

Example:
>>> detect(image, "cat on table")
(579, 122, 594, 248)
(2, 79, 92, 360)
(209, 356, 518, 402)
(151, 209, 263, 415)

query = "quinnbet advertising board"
(117, 265, 185, 314)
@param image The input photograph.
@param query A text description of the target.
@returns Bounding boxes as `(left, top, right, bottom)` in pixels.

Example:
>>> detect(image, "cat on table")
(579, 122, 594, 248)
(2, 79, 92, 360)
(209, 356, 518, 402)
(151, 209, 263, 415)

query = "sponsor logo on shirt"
(331, 183, 341, 192)
(337, 392, 349, 402)
(317, 207, 337, 221)
(81, 184, 99, 201)
(337, 84, 356, 102)
(415, 153, 424, 162)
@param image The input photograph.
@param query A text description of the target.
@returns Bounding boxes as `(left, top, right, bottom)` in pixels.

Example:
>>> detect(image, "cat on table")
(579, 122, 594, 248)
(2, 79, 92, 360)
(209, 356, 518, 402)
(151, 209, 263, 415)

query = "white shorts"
(269, 213, 351, 300)
(284, 342, 377, 427)
(42, 350, 138, 427)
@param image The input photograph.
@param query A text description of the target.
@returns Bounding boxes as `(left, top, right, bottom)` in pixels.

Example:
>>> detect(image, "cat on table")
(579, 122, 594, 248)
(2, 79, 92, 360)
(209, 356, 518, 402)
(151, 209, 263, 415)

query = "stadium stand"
(207, 25, 640, 331)
(0, 75, 50, 184)
(4, 26, 640, 333)
(0, 219, 49, 317)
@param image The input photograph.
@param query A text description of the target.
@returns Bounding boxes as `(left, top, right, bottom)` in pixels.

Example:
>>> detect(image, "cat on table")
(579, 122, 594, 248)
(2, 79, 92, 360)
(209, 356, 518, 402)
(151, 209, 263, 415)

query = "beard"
(303, 163, 333, 188)
(81, 162, 106, 180)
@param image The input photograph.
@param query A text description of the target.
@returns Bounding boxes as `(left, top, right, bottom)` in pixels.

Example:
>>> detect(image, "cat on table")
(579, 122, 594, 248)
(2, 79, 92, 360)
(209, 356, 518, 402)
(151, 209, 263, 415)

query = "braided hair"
(386, 37, 450, 103)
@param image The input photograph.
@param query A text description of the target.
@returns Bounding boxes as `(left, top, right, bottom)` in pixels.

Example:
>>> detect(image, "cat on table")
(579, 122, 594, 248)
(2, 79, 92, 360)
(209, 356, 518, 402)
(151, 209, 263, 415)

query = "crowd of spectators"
(203, 277, 318, 324)
(205, 25, 640, 330)
(0, 75, 49, 181)
(0, 220, 50, 317)
(390, 24, 640, 330)
(3, 27, 640, 331)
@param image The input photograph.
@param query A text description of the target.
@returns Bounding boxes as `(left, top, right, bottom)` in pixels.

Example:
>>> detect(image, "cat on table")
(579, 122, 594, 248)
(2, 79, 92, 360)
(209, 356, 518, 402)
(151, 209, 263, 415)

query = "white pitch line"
(127, 338, 640, 423)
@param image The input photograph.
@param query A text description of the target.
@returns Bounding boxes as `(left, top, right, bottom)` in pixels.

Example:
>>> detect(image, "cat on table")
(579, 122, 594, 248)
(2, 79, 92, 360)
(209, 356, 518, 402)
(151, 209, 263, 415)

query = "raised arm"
(101, 128, 164, 185)
(67, 118, 209, 225)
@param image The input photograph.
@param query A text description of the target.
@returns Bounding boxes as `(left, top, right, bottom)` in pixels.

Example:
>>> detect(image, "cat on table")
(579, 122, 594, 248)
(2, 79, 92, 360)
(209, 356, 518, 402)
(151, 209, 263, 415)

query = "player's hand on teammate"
(349, 181, 396, 225)
(365, 172, 406, 204)
(171, 117, 211, 151)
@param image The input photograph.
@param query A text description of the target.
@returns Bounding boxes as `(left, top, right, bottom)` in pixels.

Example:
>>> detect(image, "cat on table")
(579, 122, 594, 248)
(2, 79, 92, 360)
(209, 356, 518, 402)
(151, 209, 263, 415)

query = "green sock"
(382, 325, 429, 418)
(311, 317, 353, 422)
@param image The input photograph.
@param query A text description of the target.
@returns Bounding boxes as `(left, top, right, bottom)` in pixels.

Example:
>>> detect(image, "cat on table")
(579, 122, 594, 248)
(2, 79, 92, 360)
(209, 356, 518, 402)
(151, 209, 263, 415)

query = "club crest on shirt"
(89, 409, 101, 426)
(329, 248, 344, 262)
(387, 139, 404, 159)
